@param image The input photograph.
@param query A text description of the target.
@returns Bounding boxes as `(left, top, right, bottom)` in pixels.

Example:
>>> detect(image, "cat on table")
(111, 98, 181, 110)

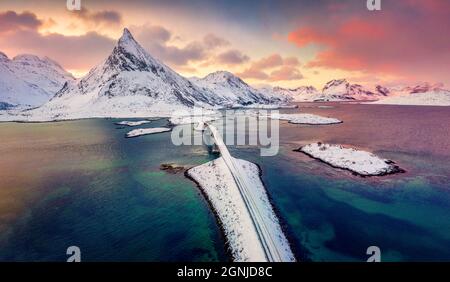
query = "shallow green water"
(0, 118, 226, 261)
(0, 103, 449, 261)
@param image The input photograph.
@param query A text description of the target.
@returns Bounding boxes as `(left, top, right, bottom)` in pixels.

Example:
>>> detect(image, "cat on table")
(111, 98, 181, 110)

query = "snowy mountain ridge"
(373, 83, 450, 106)
(23, 28, 226, 120)
(0, 52, 74, 108)
(191, 71, 289, 106)
(261, 86, 321, 102)
(261, 79, 385, 102)
(7, 28, 288, 121)
(2, 27, 448, 120)
(263, 79, 450, 105)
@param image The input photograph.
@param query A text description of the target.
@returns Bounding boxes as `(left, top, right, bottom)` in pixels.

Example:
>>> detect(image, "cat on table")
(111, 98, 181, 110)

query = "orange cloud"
(238, 54, 302, 82)
(252, 54, 300, 70)
(269, 66, 303, 81)
(238, 66, 268, 80)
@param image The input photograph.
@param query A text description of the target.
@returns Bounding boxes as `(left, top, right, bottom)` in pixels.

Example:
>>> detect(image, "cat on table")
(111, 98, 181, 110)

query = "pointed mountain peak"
(119, 28, 135, 43)
(113, 28, 155, 62)
(102, 27, 163, 72)
(94, 28, 172, 76)
(117, 28, 143, 53)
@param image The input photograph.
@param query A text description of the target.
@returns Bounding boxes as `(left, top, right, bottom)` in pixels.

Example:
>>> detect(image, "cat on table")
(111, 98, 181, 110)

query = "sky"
(0, 0, 449, 89)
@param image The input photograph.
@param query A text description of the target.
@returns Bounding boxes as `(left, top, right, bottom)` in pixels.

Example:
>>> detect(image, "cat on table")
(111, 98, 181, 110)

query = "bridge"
(204, 123, 288, 262)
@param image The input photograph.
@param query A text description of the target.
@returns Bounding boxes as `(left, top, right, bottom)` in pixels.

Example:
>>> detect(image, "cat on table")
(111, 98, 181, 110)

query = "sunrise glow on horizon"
(1, 0, 449, 89)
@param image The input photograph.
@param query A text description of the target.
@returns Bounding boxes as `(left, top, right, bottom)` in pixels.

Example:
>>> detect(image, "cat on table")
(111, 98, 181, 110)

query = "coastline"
(185, 157, 296, 262)
(125, 127, 171, 138)
(287, 120, 343, 126)
(252, 161, 301, 261)
(185, 160, 300, 262)
(184, 169, 234, 262)
(294, 148, 406, 177)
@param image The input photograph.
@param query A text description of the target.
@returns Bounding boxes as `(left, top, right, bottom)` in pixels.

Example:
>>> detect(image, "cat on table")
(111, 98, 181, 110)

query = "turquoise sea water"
(0, 118, 226, 261)
(0, 103, 449, 261)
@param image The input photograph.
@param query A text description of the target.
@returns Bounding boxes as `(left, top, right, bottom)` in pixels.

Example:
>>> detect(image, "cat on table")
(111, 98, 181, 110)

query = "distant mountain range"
(372, 83, 450, 106)
(263, 80, 450, 104)
(1, 28, 449, 120)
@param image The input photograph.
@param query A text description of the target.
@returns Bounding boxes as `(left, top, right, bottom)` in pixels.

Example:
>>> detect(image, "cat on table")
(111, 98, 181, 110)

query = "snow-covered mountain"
(15, 29, 283, 121)
(270, 79, 450, 106)
(319, 79, 383, 101)
(375, 85, 390, 97)
(261, 79, 388, 102)
(191, 71, 288, 106)
(0, 52, 74, 108)
(400, 82, 445, 94)
(373, 83, 450, 106)
(262, 86, 321, 102)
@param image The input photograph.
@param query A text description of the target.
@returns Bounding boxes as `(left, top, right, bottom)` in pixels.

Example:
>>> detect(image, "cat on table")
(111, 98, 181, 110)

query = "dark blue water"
(0, 118, 226, 261)
(1, 103, 449, 261)
(230, 103, 450, 261)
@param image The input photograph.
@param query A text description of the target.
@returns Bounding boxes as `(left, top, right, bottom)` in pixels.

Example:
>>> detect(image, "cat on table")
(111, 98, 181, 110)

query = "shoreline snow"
(169, 115, 218, 126)
(186, 157, 296, 262)
(234, 104, 298, 110)
(269, 113, 342, 125)
(296, 142, 404, 177)
(125, 127, 171, 138)
(370, 91, 450, 106)
(115, 120, 151, 126)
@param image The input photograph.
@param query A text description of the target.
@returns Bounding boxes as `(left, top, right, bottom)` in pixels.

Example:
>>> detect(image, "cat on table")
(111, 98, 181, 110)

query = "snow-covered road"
(205, 123, 292, 262)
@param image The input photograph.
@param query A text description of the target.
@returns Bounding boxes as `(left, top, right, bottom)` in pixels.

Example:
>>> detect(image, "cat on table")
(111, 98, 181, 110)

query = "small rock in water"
(160, 163, 186, 174)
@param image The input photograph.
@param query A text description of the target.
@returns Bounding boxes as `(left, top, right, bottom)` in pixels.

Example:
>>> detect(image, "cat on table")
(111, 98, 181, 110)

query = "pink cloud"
(216, 49, 250, 65)
(72, 8, 122, 26)
(0, 11, 42, 34)
(269, 66, 303, 81)
(238, 53, 302, 81)
(238, 66, 269, 80)
(288, 1, 450, 85)
(283, 57, 300, 66)
(0, 10, 238, 72)
(131, 24, 233, 66)
(203, 33, 230, 49)
(403, 0, 450, 12)
(0, 30, 115, 70)
(252, 54, 284, 69)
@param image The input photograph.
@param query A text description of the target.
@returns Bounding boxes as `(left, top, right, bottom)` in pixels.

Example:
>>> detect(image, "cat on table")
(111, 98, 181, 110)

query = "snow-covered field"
(125, 127, 171, 138)
(372, 91, 450, 106)
(187, 157, 295, 262)
(115, 120, 151, 126)
(169, 114, 218, 125)
(237, 104, 297, 109)
(270, 113, 342, 125)
(0, 99, 197, 122)
(298, 142, 404, 176)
